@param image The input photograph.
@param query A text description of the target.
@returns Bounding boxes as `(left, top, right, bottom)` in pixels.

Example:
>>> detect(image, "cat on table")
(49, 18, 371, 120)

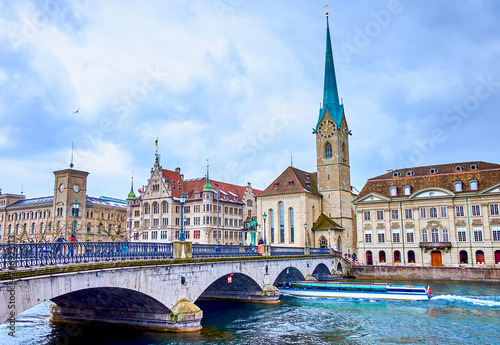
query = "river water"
(1, 279, 499, 345)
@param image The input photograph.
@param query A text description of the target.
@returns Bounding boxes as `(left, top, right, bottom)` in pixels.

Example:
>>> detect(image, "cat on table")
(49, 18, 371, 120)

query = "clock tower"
(53, 168, 89, 225)
(314, 13, 355, 252)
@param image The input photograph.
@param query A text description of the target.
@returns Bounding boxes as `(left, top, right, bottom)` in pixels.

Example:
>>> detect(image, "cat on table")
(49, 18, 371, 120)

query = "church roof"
(356, 161, 500, 199)
(312, 213, 343, 230)
(259, 166, 319, 197)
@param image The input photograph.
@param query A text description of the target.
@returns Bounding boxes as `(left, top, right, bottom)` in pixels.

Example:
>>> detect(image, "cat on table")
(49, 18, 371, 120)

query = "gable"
(409, 187, 455, 199)
(354, 192, 391, 204)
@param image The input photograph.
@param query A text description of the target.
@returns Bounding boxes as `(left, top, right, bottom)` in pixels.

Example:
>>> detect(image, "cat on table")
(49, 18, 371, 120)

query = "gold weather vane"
(324, 4, 328, 18)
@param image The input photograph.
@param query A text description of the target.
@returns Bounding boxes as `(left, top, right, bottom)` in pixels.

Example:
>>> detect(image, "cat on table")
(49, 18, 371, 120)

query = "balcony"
(419, 242, 452, 252)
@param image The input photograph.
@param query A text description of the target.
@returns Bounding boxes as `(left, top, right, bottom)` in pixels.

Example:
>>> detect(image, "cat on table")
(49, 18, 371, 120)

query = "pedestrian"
(68, 235, 76, 257)
(258, 238, 264, 245)
(56, 236, 65, 256)
(352, 253, 357, 261)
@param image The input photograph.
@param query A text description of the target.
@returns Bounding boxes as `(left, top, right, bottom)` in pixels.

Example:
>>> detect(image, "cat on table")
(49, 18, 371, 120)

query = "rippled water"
(1, 279, 499, 345)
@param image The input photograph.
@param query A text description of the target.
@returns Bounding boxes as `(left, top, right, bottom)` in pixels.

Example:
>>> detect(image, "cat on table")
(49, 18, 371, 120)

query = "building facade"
(256, 14, 356, 253)
(0, 168, 127, 243)
(353, 161, 500, 268)
(127, 155, 261, 244)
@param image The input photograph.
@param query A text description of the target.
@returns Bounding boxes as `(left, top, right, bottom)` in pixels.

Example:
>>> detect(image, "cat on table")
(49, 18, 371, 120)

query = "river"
(1, 279, 499, 344)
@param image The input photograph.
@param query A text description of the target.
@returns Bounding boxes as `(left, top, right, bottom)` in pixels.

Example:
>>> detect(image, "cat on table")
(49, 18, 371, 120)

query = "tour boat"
(277, 281, 431, 301)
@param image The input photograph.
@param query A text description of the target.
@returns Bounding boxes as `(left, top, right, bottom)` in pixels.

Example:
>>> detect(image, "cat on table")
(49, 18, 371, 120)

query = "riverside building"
(353, 161, 500, 268)
(256, 13, 357, 253)
(0, 167, 127, 243)
(127, 154, 261, 244)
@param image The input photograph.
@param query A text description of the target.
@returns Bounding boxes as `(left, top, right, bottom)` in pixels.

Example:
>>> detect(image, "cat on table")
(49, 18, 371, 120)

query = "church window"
(279, 202, 285, 243)
(270, 209, 274, 243)
(289, 208, 294, 243)
(325, 142, 332, 159)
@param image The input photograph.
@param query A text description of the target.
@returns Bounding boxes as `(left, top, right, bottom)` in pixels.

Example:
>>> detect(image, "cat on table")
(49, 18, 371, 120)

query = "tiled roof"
(259, 166, 319, 197)
(162, 169, 183, 197)
(357, 161, 500, 199)
(182, 178, 260, 202)
(8, 196, 53, 208)
(86, 196, 127, 209)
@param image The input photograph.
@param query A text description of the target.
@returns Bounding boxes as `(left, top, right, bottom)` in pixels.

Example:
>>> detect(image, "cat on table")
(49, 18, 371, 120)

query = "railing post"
(262, 244, 271, 257)
(304, 247, 310, 255)
(173, 241, 192, 259)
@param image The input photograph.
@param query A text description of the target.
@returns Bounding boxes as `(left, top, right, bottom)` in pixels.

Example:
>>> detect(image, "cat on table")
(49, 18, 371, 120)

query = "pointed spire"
(127, 176, 136, 200)
(323, 16, 340, 107)
(315, 11, 344, 130)
(203, 159, 213, 192)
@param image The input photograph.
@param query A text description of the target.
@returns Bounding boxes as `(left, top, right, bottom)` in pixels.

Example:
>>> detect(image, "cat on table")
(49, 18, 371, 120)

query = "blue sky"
(1, 0, 499, 199)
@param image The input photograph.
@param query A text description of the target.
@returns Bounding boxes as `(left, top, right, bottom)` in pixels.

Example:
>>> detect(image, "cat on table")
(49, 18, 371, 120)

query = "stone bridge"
(0, 254, 344, 331)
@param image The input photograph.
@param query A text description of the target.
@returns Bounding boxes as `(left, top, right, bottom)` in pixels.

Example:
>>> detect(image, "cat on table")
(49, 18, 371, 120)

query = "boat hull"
(279, 289, 429, 301)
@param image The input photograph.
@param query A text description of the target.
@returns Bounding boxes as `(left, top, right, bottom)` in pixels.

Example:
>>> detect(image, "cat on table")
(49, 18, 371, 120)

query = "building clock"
(318, 119, 336, 139)
(73, 184, 80, 193)
(58, 183, 64, 193)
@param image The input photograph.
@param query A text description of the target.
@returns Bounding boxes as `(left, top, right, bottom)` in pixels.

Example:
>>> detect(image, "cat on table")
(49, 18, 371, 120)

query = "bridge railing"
(270, 246, 305, 256)
(309, 248, 331, 255)
(192, 244, 260, 258)
(0, 242, 173, 270)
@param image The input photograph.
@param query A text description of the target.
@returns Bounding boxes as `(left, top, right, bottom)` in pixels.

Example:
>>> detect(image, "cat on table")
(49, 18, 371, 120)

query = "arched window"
(476, 250, 485, 264)
(269, 209, 275, 243)
(459, 250, 468, 264)
(289, 208, 294, 243)
(162, 201, 168, 213)
(144, 203, 150, 215)
(319, 236, 328, 248)
(366, 251, 373, 265)
(379, 250, 386, 263)
(325, 142, 332, 159)
(469, 179, 478, 191)
(247, 199, 253, 207)
(153, 202, 159, 214)
(394, 250, 401, 263)
(429, 207, 438, 218)
(408, 250, 415, 263)
(389, 186, 398, 196)
(279, 202, 285, 243)
(454, 181, 463, 192)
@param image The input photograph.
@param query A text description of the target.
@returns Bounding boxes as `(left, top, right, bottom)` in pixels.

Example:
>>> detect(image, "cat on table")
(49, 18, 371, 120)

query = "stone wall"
(353, 265, 500, 282)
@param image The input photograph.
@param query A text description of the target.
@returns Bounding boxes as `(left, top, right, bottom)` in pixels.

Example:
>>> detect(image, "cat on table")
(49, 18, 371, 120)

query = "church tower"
(314, 12, 354, 252)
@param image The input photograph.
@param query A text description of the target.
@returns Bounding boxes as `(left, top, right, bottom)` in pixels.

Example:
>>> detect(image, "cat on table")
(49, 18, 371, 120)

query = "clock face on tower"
(318, 119, 335, 139)
(73, 184, 80, 193)
(58, 183, 64, 193)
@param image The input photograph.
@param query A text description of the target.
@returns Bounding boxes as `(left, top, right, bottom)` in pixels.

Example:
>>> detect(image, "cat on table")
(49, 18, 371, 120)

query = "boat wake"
(431, 294, 500, 307)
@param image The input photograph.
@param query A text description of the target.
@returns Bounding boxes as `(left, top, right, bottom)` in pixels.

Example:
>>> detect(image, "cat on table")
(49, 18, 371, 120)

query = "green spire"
(315, 14, 344, 130)
(202, 159, 213, 192)
(127, 176, 136, 200)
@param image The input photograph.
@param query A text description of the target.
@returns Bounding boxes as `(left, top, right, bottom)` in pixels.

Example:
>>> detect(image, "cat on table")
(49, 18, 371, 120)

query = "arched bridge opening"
(273, 267, 305, 286)
(311, 263, 332, 280)
(50, 287, 175, 330)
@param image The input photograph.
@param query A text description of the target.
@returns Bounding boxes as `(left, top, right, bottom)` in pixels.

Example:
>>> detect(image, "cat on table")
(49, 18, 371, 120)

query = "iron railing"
(192, 244, 260, 258)
(309, 248, 330, 255)
(0, 242, 173, 270)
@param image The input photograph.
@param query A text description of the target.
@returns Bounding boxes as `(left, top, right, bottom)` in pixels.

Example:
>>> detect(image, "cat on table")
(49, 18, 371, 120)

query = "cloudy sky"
(1, 0, 499, 199)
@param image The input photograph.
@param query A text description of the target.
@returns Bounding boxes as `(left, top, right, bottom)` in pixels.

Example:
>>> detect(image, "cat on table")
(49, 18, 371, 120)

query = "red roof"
(162, 169, 183, 197)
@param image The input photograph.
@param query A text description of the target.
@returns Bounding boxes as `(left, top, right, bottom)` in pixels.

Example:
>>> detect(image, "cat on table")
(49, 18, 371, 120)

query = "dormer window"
(406, 171, 415, 176)
(454, 181, 463, 192)
(455, 165, 463, 171)
(390, 186, 398, 196)
(469, 179, 478, 191)
(274, 183, 279, 189)
(288, 180, 294, 186)
(429, 168, 438, 174)
(393, 172, 401, 177)
(470, 163, 478, 170)
(403, 185, 412, 196)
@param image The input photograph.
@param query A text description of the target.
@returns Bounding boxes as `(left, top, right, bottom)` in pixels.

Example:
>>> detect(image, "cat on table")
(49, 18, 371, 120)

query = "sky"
(1, 0, 499, 199)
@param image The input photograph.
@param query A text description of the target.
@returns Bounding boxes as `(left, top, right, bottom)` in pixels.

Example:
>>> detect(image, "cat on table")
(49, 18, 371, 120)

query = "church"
(256, 14, 357, 254)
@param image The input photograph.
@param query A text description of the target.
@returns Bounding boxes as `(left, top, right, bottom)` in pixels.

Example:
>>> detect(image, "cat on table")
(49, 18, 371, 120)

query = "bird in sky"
(73, 108, 79, 114)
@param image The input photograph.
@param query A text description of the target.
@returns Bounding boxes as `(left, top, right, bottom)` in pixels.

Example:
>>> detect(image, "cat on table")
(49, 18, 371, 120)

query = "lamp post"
(262, 212, 267, 245)
(179, 193, 187, 241)
(304, 222, 308, 248)
(72, 199, 79, 237)
(328, 228, 331, 249)
(240, 225, 244, 246)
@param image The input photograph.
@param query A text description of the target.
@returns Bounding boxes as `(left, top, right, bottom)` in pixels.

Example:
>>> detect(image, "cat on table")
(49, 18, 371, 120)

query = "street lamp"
(328, 228, 331, 249)
(304, 222, 308, 248)
(262, 212, 267, 245)
(179, 193, 187, 241)
(72, 199, 79, 237)
(240, 225, 244, 246)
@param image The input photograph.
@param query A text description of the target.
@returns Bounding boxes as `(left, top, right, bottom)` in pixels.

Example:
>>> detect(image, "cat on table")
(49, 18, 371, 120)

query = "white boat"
(277, 281, 431, 301)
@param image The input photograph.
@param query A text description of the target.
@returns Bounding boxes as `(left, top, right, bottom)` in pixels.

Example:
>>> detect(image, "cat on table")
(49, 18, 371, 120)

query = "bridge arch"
(272, 266, 305, 286)
(312, 263, 330, 279)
